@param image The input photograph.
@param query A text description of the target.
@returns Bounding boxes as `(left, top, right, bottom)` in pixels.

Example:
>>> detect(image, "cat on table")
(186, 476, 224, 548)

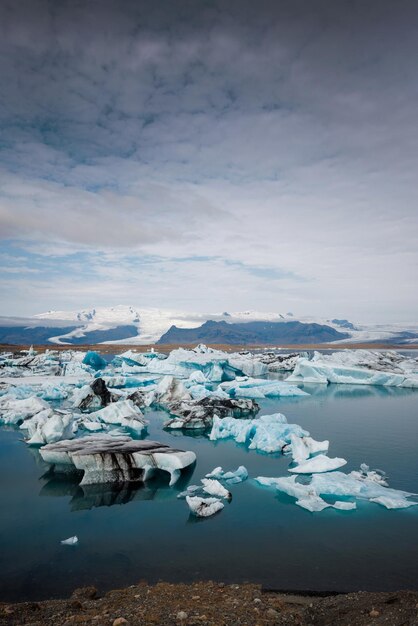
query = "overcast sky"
(0, 0, 417, 322)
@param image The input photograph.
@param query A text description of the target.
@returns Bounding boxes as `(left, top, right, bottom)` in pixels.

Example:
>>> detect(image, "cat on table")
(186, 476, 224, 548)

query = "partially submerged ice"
(84, 399, 148, 435)
(287, 350, 418, 388)
(186, 495, 224, 517)
(288, 454, 347, 474)
(39, 435, 196, 486)
(255, 469, 418, 511)
(164, 397, 259, 430)
(206, 465, 248, 484)
(138, 345, 268, 381)
(210, 413, 309, 453)
(219, 377, 309, 399)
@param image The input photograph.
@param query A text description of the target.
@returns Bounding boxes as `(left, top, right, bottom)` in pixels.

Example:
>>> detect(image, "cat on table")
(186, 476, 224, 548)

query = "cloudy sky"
(0, 0, 417, 322)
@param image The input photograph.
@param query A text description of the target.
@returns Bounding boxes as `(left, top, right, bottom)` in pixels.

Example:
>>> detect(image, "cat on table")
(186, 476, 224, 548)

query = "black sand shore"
(1, 582, 418, 625)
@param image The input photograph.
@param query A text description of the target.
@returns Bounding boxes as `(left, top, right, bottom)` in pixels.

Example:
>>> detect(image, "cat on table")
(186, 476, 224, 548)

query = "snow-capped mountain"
(0, 305, 417, 345)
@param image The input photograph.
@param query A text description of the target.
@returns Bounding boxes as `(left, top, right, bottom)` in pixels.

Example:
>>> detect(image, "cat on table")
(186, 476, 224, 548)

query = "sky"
(0, 0, 417, 323)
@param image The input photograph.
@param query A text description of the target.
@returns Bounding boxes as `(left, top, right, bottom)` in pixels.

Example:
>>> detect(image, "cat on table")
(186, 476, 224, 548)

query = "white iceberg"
(255, 471, 418, 511)
(0, 396, 50, 425)
(186, 496, 224, 517)
(206, 465, 248, 484)
(287, 350, 418, 388)
(40, 435, 196, 486)
(219, 377, 308, 399)
(88, 399, 147, 434)
(289, 454, 347, 474)
(61, 536, 78, 546)
(201, 478, 231, 499)
(288, 434, 329, 464)
(210, 413, 309, 453)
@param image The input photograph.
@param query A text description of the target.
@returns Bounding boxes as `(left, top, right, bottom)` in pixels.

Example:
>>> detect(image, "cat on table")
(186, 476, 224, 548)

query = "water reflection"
(39, 466, 196, 511)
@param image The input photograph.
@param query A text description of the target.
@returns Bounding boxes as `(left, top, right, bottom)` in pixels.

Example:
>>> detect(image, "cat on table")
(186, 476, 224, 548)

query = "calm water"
(0, 383, 418, 601)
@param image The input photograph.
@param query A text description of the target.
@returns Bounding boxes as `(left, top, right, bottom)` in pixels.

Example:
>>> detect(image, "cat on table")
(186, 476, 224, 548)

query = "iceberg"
(150, 375, 191, 405)
(210, 413, 309, 453)
(255, 471, 418, 511)
(22, 410, 76, 445)
(219, 377, 308, 399)
(287, 350, 418, 388)
(205, 465, 248, 484)
(61, 536, 78, 546)
(288, 434, 329, 464)
(88, 399, 148, 434)
(186, 496, 224, 517)
(82, 351, 107, 370)
(72, 377, 112, 410)
(289, 454, 347, 474)
(39, 435, 196, 486)
(201, 478, 232, 500)
(0, 396, 50, 425)
(164, 397, 259, 430)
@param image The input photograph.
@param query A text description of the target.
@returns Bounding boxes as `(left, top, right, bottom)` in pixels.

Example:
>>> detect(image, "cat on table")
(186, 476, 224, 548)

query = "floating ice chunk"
(350, 464, 388, 486)
(152, 376, 191, 405)
(186, 496, 224, 517)
(289, 434, 329, 464)
(210, 413, 308, 453)
(89, 399, 147, 434)
(255, 475, 314, 499)
(287, 351, 418, 388)
(201, 479, 231, 499)
(25, 411, 76, 445)
(177, 485, 200, 498)
(296, 496, 331, 512)
(82, 351, 107, 370)
(220, 378, 308, 399)
(206, 466, 248, 484)
(289, 454, 347, 474)
(164, 397, 258, 430)
(40, 435, 196, 486)
(61, 536, 78, 546)
(333, 501, 357, 511)
(81, 420, 104, 432)
(370, 496, 418, 509)
(0, 396, 50, 424)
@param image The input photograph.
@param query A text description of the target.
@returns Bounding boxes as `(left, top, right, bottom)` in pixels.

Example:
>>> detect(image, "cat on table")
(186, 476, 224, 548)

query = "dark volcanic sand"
(1, 582, 418, 626)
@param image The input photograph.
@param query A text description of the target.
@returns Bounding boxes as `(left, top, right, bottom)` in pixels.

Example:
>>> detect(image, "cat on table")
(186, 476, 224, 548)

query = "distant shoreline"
(1, 342, 418, 354)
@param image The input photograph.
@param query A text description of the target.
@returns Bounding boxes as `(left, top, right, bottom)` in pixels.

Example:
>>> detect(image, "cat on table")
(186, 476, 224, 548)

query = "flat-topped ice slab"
(39, 435, 196, 486)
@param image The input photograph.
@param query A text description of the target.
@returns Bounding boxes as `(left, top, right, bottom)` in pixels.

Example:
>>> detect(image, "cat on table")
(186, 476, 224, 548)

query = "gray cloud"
(0, 0, 417, 321)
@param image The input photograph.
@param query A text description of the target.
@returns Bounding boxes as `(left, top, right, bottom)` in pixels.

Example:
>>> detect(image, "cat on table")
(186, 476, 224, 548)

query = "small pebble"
(369, 608, 380, 618)
(254, 598, 262, 604)
(113, 618, 129, 626)
(266, 608, 280, 618)
(177, 610, 188, 620)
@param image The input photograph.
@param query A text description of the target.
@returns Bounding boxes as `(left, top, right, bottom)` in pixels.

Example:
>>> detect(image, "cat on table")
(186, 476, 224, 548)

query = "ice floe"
(39, 435, 196, 486)
(255, 470, 418, 511)
(288, 454, 347, 474)
(219, 377, 308, 399)
(186, 496, 224, 517)
(287, 350, 418, 388)
(210, 413, 309, 453)
(205, 466, 249, 484)
(164, 397, 259, 430)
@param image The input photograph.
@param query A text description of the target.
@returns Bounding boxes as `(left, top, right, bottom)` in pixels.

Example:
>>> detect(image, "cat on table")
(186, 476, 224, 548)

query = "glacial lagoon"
(0, 378, 417, 601)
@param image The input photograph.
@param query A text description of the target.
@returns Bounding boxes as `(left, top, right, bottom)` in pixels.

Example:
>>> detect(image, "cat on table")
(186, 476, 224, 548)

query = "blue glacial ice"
(255, 471, 418, 511)
(286, 350, 418, 388)
(219, 377, 309, 399)
(206, 466, 249, 484)
(210, 413, 309, 453)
